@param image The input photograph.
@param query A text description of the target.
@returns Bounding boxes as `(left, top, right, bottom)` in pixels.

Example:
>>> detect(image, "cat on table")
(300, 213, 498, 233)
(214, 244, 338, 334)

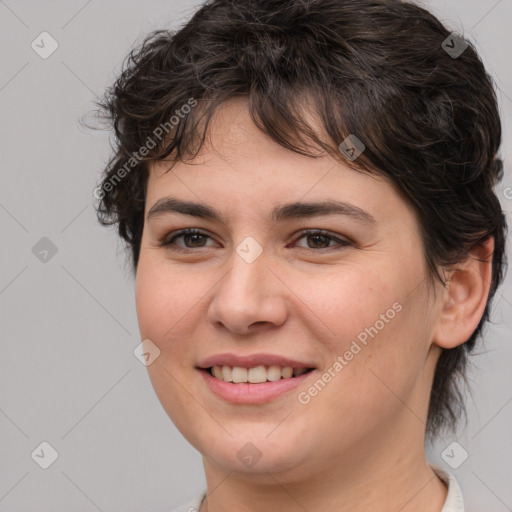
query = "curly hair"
(95, 0, 508, 437)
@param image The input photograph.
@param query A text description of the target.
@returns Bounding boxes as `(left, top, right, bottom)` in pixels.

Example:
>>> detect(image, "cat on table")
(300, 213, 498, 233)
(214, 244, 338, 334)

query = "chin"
(198, 434, 313, 478)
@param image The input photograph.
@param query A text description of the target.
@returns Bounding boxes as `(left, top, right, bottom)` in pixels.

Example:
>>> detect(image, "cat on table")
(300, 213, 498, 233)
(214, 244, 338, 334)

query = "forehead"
(145, 98, 412, 231)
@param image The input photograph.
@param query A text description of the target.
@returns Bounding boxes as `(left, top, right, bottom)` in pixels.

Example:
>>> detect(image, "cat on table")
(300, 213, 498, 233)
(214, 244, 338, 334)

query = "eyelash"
(160, 228, 351, 252)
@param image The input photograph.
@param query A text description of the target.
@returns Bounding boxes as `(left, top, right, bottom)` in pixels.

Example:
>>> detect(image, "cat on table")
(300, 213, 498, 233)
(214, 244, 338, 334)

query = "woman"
(95, 0, 507, 510)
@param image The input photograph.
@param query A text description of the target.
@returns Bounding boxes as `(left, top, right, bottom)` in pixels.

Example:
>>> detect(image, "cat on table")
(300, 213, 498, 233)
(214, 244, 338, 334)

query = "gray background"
(0, 1, 511, 510)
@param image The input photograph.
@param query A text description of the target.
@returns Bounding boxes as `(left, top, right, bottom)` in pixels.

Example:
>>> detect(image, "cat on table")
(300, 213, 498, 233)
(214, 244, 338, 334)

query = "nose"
(207, 244, 288, 335)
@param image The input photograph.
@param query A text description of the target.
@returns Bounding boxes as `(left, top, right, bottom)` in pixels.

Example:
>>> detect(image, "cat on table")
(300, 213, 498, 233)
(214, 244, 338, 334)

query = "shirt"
(170, 465, 464, 512)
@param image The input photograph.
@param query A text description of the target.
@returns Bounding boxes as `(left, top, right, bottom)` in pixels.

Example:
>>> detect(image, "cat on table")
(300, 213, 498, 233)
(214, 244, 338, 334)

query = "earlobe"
(433, 237, 494, 349)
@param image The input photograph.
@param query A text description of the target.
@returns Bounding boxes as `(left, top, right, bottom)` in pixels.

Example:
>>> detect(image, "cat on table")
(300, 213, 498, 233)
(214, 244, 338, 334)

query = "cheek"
(134, 257, 207, 398)
(301, 265, 403, 353)
(301, 265, 426, 403)
(134, 257, 208, 441)
(135, 255, 203, 345)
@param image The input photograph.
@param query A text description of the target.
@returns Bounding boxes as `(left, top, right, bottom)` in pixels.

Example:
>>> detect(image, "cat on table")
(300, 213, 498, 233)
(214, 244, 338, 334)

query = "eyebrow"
(147, 197, 376, 225)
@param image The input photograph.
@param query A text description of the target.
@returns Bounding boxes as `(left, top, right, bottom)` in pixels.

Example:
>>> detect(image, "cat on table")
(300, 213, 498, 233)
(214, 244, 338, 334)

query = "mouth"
(197, 360, 317, 404)
(196, 353, 318, 404)
(204, 365, 315, 383)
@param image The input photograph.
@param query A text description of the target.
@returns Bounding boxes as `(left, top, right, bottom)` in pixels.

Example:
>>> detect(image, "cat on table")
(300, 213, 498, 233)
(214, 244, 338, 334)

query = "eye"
(161, 228, 217, 250)
(160, 228, 350, 252)
(292, 229, 350, 250)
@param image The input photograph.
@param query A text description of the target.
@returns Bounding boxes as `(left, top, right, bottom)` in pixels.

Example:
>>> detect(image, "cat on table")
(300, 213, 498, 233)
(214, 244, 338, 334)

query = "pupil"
(308, 234, 329, 248)
(186, 233, 205, 247)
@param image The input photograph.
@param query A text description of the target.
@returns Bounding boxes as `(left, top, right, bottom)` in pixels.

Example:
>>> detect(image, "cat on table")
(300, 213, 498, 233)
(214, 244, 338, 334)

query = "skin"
(135, 97, 493, 512)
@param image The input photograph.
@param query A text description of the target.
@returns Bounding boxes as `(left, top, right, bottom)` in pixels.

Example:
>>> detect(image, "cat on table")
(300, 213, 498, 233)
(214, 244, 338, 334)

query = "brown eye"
(293, 230, 350, 250)
(162, 229, 215, 250)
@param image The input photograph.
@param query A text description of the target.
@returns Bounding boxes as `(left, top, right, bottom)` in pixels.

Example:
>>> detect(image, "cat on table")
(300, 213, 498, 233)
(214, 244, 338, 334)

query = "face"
(135, 98, 443, 483)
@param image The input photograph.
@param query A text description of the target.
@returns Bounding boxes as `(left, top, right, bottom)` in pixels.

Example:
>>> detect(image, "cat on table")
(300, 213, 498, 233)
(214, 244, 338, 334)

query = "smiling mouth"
(206, 365, 315, 383)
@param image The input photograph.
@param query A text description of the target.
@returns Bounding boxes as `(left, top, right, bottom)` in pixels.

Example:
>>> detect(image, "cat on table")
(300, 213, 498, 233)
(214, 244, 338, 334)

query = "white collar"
(432, 465, 465, 512)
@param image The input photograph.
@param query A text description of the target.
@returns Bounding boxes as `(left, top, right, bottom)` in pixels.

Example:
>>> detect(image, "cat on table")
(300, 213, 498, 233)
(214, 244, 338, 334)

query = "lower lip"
(198, 368, 316, 404)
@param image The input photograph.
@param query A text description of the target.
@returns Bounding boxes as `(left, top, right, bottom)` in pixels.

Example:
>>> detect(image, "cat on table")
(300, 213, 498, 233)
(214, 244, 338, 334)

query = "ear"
(433, 237, 494, 349)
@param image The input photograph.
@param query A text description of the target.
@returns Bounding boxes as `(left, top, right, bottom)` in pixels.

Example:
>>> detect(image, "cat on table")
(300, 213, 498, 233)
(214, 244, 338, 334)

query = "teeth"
(248, 366, 267, 383)
(267, 365, 283, 382)
(232, 367, 248, 383)
(209, 365, 310, 383)
(212, 365, 223, 379)
(221, 366, 232, 382)
(281, 366, 293, 379)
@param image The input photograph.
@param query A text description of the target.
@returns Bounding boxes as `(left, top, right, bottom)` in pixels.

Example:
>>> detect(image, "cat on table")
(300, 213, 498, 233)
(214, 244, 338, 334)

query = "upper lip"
(197, 353, 316, 369)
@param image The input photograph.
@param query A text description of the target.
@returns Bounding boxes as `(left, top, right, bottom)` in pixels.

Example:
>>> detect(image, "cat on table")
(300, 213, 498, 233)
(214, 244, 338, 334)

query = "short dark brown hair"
(95, 0, 508, 437)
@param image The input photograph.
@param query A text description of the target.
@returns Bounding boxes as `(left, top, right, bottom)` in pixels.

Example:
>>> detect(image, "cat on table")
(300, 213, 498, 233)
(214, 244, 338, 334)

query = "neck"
(200, 419, 447, 512)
